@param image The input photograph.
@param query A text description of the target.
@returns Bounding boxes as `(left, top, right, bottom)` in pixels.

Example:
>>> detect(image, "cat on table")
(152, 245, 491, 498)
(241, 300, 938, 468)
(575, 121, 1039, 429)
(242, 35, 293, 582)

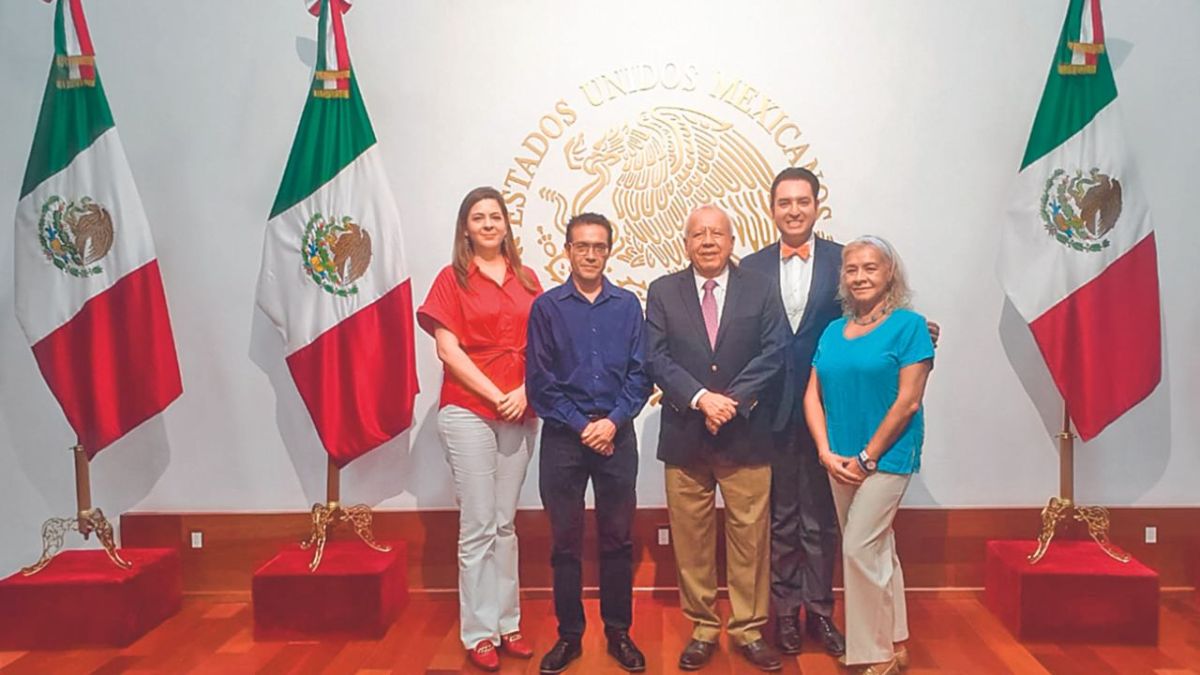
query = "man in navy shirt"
(526, 212, 652, 674)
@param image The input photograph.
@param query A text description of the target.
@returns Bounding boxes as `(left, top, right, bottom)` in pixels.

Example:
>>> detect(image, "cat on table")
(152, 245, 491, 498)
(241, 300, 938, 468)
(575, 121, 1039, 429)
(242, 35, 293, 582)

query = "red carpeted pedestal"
(252, 540, 408, 640)
(0, 548, 182, 649)
(984, 540, 1158, 644)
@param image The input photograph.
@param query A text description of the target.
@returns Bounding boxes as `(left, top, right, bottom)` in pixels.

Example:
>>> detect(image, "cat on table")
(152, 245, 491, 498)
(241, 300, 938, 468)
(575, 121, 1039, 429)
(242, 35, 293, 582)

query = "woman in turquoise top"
(804, 236, 934, 675)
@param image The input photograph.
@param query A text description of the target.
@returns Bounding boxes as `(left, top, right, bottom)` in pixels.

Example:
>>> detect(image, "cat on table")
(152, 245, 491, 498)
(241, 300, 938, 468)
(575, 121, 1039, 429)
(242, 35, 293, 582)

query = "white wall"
(1, 1, 1197, 576)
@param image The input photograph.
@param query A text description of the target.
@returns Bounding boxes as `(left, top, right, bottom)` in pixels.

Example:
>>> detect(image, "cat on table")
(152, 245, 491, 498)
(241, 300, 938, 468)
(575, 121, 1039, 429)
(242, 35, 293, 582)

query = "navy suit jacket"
(740, 238, 844, 434)
(645, 263, 789, 466)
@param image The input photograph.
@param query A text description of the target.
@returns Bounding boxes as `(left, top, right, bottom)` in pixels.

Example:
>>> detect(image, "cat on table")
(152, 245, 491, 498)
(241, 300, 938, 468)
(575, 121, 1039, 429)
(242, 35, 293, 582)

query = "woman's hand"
(823, 452, 865, 486)
(843, 457, 869, 483)
(496, 385, 527, 422)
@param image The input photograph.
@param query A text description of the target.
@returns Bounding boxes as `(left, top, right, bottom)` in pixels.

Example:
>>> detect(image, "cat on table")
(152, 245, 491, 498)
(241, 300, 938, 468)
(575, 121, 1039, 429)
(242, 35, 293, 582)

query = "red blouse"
(417, 263, 542, 421)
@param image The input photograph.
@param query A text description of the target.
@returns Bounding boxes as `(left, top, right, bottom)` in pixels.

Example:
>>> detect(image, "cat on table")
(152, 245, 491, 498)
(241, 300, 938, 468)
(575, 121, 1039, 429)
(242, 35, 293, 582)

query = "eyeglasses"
(567, 242, 611, 256)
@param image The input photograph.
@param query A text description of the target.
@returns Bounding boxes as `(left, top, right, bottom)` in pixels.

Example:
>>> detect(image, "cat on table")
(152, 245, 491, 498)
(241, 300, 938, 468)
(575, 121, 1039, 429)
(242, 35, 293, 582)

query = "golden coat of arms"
(501, 65, 832, 298)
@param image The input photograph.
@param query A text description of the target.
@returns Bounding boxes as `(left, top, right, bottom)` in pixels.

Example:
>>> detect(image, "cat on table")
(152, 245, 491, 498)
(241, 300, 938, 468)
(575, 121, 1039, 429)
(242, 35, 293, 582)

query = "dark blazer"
(646, 263, 790, 466)
(740, 238, 844, 433)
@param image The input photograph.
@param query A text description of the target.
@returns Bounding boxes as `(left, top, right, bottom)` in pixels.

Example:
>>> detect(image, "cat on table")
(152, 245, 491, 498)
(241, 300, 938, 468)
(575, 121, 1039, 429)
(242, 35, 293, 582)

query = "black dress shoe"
(538, 639, 582, 674)
(775, 615, 803, 655)
(678, 638, 717, 671)
(605, 630, 646, 672)
(806, 614, 846, 657)
(738, 639, 782, 672)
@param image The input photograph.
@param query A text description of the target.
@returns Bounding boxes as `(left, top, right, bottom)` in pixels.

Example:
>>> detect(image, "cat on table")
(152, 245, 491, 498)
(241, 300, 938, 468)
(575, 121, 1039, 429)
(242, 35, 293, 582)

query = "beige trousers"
(665, 462, 772, 646)
(829, 471, 911, 666)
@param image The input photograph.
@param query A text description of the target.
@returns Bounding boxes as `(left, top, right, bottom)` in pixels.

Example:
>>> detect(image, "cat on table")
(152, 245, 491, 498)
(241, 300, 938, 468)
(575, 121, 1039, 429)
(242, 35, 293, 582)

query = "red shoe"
(500, 631, 534, 658)
(468, 640, 500, 671)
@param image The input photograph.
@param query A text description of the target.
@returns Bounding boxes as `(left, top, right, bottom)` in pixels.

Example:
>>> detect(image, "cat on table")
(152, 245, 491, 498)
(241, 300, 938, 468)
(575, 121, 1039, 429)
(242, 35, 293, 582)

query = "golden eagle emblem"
(1040, 168, 1121, 253)
(302, 213, 372, 297)
(37, 195, 115, 278)
(539, 106, 777, 271)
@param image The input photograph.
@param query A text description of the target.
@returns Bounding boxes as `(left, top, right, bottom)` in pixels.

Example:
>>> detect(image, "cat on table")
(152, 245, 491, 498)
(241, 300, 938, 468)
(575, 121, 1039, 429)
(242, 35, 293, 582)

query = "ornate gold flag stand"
(299, 458, 390, 571)
(22, 445, 131, 576)
(1028, 405, 1130, 564)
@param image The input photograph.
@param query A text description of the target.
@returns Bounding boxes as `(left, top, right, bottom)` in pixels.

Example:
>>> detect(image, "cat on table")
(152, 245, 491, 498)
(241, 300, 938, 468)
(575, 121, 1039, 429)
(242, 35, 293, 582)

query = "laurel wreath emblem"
(1039, 168, 1121, 253)
(37, 195, 115, 278)
(301, 213, 373, 297)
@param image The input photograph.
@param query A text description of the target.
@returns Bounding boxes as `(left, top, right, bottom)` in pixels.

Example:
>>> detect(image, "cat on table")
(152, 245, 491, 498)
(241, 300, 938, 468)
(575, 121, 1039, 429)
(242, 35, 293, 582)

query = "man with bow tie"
(741, 167, 849, 657)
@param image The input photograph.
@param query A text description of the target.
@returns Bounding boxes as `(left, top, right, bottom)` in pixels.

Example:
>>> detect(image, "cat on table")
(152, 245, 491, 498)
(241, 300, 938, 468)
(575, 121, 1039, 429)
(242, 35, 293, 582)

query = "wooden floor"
(1, 591, 1197, 674)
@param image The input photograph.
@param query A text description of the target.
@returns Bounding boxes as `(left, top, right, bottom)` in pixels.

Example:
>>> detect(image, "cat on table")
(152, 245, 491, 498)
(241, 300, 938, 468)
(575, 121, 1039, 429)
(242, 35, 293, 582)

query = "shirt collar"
(555, 275, 616, 304)
(693, 265, 730, 293)
(466, 259, 514, 283)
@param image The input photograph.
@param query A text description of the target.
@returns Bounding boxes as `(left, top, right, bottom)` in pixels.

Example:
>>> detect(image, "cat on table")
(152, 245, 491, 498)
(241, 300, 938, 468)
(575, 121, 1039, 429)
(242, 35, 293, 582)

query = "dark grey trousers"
(769, 427, 839, 619)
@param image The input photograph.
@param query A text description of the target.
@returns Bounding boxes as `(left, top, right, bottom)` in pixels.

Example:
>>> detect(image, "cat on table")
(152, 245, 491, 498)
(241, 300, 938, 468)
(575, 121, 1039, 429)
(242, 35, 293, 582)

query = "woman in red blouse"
(417, 186, 542, 671)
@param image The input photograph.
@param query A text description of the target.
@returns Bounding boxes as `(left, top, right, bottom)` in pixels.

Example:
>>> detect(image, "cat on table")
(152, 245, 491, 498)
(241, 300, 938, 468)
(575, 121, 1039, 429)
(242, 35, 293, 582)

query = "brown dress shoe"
(738, 639, 782, 672)
(678, 639, 716, 671)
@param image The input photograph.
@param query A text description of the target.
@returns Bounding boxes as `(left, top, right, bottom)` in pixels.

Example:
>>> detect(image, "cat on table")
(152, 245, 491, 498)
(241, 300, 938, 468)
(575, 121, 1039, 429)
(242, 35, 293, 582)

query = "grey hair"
(684, 205, 733, 237)
(837, 235, 912, 318)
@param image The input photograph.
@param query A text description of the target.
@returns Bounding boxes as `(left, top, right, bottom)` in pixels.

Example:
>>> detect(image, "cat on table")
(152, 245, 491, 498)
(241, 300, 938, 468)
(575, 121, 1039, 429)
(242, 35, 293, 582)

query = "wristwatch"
(856, 450, 878, 474)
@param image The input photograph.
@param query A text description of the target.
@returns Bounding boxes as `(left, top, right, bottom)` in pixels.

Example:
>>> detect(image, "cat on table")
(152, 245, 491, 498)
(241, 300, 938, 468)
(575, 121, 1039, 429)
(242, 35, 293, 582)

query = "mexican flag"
(256, 0, 418, 467)
(998, 0, 1161, 440)
(13, 0, 182, 458)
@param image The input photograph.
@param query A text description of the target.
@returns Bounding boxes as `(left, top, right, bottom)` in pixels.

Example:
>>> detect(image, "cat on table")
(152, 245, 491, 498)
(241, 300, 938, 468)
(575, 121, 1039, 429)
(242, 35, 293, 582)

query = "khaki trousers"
(665, 462, 771, 645)
(829, 471, 911, 666)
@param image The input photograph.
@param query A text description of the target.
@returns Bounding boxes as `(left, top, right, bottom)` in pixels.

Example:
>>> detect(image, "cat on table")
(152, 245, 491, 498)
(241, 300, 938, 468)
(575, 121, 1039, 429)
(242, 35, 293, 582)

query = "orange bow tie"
(781, 241, 811, 261)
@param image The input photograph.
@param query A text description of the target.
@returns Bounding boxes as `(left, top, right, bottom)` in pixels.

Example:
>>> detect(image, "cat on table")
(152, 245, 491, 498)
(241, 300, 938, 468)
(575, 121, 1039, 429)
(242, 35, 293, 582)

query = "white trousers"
(829, 471, 911, 666)
(436, 405, 536, 649)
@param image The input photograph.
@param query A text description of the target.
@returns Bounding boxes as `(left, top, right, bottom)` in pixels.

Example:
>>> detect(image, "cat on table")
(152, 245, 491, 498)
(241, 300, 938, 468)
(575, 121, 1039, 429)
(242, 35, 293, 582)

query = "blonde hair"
(837, 235, 912, 318)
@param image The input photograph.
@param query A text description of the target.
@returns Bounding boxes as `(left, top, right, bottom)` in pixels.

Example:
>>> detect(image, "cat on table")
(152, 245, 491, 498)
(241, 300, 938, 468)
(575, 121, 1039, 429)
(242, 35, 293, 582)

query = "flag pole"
(300, 457, 390, 571)
(1059, 405, 1074, 502)
(20, 445, 131, 575)
(1028, 403, 1130, 564)
(326, 456, 341, 505)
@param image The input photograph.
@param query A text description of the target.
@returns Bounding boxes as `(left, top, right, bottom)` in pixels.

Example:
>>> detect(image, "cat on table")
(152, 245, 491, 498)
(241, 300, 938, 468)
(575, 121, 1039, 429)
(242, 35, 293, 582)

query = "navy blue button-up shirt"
(526, 277, 651, 433)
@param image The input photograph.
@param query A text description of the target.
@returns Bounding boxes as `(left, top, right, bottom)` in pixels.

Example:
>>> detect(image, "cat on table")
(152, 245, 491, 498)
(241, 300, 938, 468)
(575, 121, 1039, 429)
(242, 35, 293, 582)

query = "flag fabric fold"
(14, 0, 182, 458)
(998, 0, 1162, 440)
(256, 0, 418, 467)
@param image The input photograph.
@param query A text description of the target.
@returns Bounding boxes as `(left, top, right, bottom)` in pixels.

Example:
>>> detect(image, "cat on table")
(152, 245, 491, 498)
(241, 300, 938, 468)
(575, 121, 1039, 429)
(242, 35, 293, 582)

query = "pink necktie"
(702, 279, 718, 349)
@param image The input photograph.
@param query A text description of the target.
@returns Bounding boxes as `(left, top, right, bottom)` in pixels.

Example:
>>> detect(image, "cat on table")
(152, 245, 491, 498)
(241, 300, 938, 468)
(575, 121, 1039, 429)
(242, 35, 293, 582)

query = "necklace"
(852, 306, 890, 326)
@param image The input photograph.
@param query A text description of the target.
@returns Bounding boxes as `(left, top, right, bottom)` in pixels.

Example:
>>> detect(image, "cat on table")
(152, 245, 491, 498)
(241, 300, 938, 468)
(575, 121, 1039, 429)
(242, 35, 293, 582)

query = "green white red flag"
(998, 0, 1161, 440)
(256, 0, 418, 467)
(13, 0, 182, 458)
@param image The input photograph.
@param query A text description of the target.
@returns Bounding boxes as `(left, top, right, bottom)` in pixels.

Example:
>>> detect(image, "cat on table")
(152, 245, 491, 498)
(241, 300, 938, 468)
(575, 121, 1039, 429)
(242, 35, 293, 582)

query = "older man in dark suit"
(646, 205, 790, 672)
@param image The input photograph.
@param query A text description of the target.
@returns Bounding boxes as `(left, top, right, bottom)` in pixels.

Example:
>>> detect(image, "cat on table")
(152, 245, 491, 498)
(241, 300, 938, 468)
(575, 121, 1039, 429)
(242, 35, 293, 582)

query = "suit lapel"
(797, 238, 839, 336)
(761, 243, 782, 283)
(760, 242, 787, 313)
(677, 268, 714, 356)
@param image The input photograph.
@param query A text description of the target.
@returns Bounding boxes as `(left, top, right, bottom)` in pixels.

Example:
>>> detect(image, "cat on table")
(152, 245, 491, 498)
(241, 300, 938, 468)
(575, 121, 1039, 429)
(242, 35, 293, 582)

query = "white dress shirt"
(689, 266, 731, 409)
(780, 235, 815, 333)
(693, 266, 730, 324)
